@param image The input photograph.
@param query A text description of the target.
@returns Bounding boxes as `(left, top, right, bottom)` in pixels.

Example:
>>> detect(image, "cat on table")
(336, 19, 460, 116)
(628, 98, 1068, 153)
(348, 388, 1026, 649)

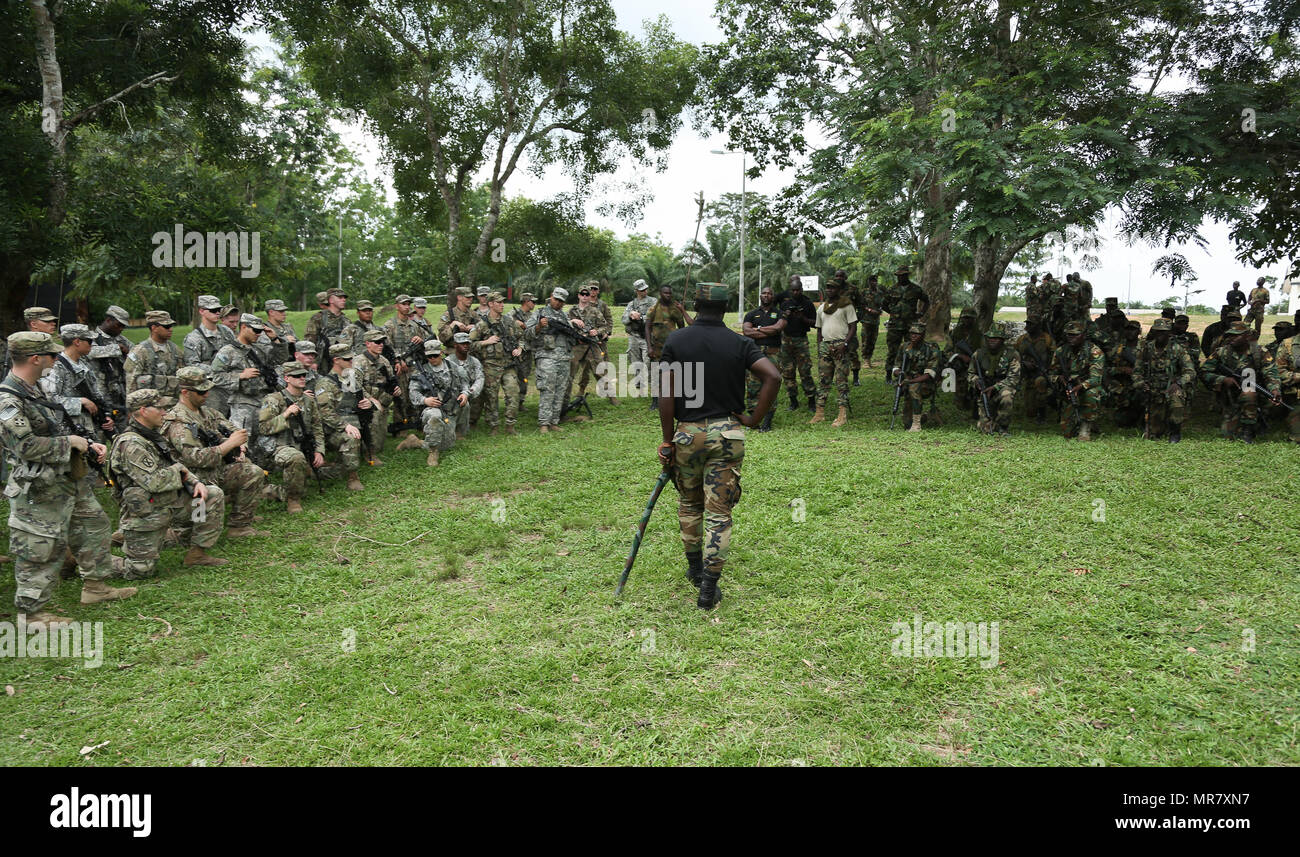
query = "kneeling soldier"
(970, 324, 1021, 435)
(895, 322, 941, 432)
(109, 389, 227, 574)
(259, 363, 325, 512)
(409, 339, 468, 467)
(314, 343, 366, 489)
(164, 367, 267, 538)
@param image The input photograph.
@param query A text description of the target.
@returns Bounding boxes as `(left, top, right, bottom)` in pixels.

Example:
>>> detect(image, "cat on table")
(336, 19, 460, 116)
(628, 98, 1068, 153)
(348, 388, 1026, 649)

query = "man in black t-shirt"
(658, 284, 780, 610)
(741, 285, 786, 430)
(772, 275, 818, 411)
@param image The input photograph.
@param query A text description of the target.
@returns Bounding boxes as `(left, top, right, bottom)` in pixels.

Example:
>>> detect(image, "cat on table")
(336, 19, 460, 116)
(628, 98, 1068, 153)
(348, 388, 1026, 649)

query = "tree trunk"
(972, 234, 1032, 331)
(919, 171, 953, 337)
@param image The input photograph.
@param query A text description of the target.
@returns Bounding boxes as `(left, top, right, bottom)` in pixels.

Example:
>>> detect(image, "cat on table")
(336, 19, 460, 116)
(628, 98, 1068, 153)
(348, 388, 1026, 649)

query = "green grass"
(3, 327, 1297, 766)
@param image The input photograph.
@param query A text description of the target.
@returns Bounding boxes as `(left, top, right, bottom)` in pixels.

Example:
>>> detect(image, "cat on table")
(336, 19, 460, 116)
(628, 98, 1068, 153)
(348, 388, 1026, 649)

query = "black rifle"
(63, 360, 121, 437)
(890, 349, 910, 429)
(0, 381, 110, 487)
(1220, 368, 1292, 410)
(285, 395, 324, 494)
(541, 310, 602, 347)
(245, 344, 280, 392)
(189, 422, 242, 465)
(560, 393, 594, 421)
(969, 350, 994, 424)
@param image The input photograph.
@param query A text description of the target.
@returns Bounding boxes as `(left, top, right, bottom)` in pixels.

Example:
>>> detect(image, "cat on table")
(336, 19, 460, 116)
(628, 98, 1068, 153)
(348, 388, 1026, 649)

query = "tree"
(1152, 253, 1202, 311)
(275, 0, 698, 302)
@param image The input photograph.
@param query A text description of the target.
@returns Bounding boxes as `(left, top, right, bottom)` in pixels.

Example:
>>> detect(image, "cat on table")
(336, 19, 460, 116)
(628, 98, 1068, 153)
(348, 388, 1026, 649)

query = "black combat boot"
(697, 570, 723, 610)
(806, 395, 817, 411)
(685, 551, 703, 588)
(1167, 423, 1182, 443)
(758, 411, 773, 432)
(1241, 425, 1256, 444)
(852, 369, 860, 387)
(787, 393, 799, 411)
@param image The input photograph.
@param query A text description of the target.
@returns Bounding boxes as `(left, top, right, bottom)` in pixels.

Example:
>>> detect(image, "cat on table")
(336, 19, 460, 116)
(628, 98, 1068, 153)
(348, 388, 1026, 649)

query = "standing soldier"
(110, 388, 228, 572)
(741, 285, 785, 431)
(259, 362, 326, 512)
(656, 283, 780, 610)
(354, 329, 400, 459)
(303, 288, 350, 354)
(1202, 320, 1282, 443)
(811, 278, 856, 427)
(409, 339, 469, 466)
(858, 273, 884, 369)
(314, 344, 367, 489)
(1014, 319, 1055, 424)
(646, 285, 693, 409)
(383, 295, 427, 434)
(1024, 274, 1045, 326)
(343, 299, 381, 355)
(164, 367, 268, 538)
(474, 286, 492, 320)
(1247, 277, 1271, 335)
(894, 322, 942, 432)
(41, 325, 116, 441)
(184, 295, 236, 414)
(833, 270, 865, 385)
(1225, 281, 1247, 312)
(1135, 317, 1197, 442)
(969, 324, 1021, 435)
(210, 314, 275, 459)
(125, 311, 182, 397)
(507, 292, 537, 400)
(471, 291, 524, 434)
(773, 276, 817, 411)
(1, 332, 137, 626)
(1049, 320, 1106, 441)
(567, 282, 615, 405)
(884, 265, 929, 384)
(528, 287, 587, 433)
(262, 299, 297, 365)
(622, 280, 656, 397)
(438, 287, 480, 343)
(445, 332, 485, 439)
(412, 297, 435, 339)
(1104, 320, 1144, 429)
(86, 305, 131, 412)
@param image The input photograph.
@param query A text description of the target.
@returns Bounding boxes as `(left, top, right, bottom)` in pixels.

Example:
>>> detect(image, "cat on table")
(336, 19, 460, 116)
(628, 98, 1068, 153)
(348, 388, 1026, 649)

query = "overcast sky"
(282, 1, 1296, 309)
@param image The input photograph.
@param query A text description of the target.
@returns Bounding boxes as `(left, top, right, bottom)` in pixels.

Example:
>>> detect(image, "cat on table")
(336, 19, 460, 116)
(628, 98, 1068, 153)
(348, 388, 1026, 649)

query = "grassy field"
(2, 313, 1297, 766)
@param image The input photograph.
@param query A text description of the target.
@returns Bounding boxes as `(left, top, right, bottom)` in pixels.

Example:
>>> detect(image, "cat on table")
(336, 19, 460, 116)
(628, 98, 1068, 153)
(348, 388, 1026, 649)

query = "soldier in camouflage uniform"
(259, 362, 326, 512)
(210, 314, 275, 461)
(1202, 320, 1282, 443)
(527, 287, 586, 432)
(858, 274, 884, 369)
(261, 299, 297, 366)
(109, 388, 228, 574)
(86, 305, 131, 414)
(1014, 319, 1055, 424)
(1246, 277, 1270, 335)
(1104, 320, 1144, 429)
(969, 324, 1021, 435)
(412, 297, 435, 340)
(163, 366, 267, 538)
(1049, 320, 1106, 441)
(1264, 321, 1295, 360)
(314, 343, 366, 489)
(773, 277, 817, 409)
(2, 332, 137, 624)
(895, 322, 942, 432)
(125, 311, 183, 398)
(811, 279, 856, 427)
(944, 307, 982, 417)
(354, 329, 399, 460)
(1135, 317, 1198, 442)
(474, 286, 492, 320)
(303, 288, 350, 353)
(446, 333, 485, 439)
(1024, 274, 1046, 326)
(507, 293, 537, 400)
(438, 287, 480, 343)
(409, 338, 469, 466)
(41, 325, 117, 441)
(567, 282, 615, 404)
(183, 295, 237, 414)
(277, 340, 320, 390)
(383, 295, 426, 436)
(883, 265, 929, 384)
(830, 270, 865, 385)
(1272, 329, 1300, 442)
(471, 291, 524, 434)
(622, 281, 655, 396)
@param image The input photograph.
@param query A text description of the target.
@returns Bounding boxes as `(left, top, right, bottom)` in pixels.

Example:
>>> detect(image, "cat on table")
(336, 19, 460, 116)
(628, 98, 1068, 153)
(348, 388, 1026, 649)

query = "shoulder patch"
(0, 403, 19, 422)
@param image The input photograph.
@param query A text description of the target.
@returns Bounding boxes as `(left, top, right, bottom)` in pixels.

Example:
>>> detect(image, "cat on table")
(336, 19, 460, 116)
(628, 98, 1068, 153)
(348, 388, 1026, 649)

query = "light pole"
(338, 207, 364, 292)
(711, 149, 746, 319)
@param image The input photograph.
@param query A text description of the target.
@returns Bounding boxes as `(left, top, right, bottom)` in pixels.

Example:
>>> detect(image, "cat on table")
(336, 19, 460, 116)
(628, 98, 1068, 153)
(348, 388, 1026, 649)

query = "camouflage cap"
(105, 305, 130, 324)
(220, 305, 239, 317)
(983, 324, 1005, 339)
(239, 313, 267, 330)
(59, 323, 92, 341)
(23, 307, 56, 322)
(693, 283, 729, 303)
(454, 287, 472, 297)
(176, 366, 214, 392)
(293, 340, 316, 354)
(364, 329, 387, 342)
(476, 286, 491, 296)
(587, 281, 602, 290)
(1226, 311, 1243, 321)
(315, 291, 329, 305)
(145, 310, 176, 327)
(1063, 321, 1085, 335)
(356, 300, 375, 311)
(908, 322, 926, 335)
(126, 388, 175, 410)
(329, 343, 355, 359)
(6, 331, 61, 358)
(486, 291, 504, 303)
(551, 287, 569, 301)
(326, 288, 346, 299)
(264, 299, 288, 312)
(424, 339, 444, 355)
(197, 295, 222, 310)
(1227, 321, 1251, 336)
(633, 279, 649, 291)
(395, 294, 413, 304)
(1150, 318, 1172, 332)
(452, 332, 471, 344)
(519, 292, 536, 303)
(413, 298, 428, 308)
(281, 361, 309, 378)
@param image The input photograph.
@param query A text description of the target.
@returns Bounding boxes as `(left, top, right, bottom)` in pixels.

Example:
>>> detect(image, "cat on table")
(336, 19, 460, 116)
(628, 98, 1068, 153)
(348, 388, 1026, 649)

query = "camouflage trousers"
(326, 423, 362, 472)
(816, 339, 852, 408)
(1217, 386, 1266, 434)
(535, 353, 571, 426)
(746, 345, 782, 412)
(627, 335, 649, 396)
(366, 397, 390, 454)
(569, 343, 609, 398)
(1143, 387, 1187, 437)
(1058, 387, 1101, 436)
(271, 444, 312, 500)
(671, 418, 744, 576)
(1246, 305, 1266, 333)
(120, 484, 225, 579)
(391, 368, 414, 427)
(884, 325, 906, 379)
(1107, 383, 1143, 428)
(473, 367, 504, 428)
(779, 336, 817, 400)
(974, 385, 1016, 432)
(859, 318, 880, 365)
(421, 405, 457, 451)
(212, 458, 267, 528)
(499, 368, 522, 427)
(8, 478, 115, 612)
(901, 377, 936, 420)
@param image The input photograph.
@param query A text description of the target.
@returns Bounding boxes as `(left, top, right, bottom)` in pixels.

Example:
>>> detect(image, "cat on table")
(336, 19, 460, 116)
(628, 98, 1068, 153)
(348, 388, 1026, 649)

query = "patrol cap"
(413, 298, 428, 308)
(329, 343, 355, 360)
(315, 291, 329, 305)
(176, 366, 215, 392)
(693, 283, 729, 303)
(145, 310, 176, 327)
(326, 288, 346, 299)
(281, 361, 310, 378)
(424, 339, 444, 356)
(239, 313, 267, 330)
(59, 323, 93, 342)
(1063, 321, 1085, 335)
(220, 304, 239, 317)
(294, 340, 316, 355)
(486, 291, 504, 303)
(24, 307, 56, 322)
(1104, 296, 1119, 306)
(983, 325, 1005, 339)
(364, 329, 387, 342)
(105, 305, 130, 324)
(197, 295, 222, 310)
(1150, 318, 1172, 332)
(586, 281, 601, 290)
(126, 388, 175, 410)
(1227, 321, 1251, 336)
(908, 322, 926, 335)
(356, 300, 375, 311)
(6, 331, 61, 358)
(519, 292, 536, 303)
(551, 287, 569, 301)
(476, 286, 490, 296)
(633, 279, 649, 291)
(452, 332, 471, 344)
(455, 287, 472, 297)
(395, 294, 412, 304)
(264, 299, 288, 312)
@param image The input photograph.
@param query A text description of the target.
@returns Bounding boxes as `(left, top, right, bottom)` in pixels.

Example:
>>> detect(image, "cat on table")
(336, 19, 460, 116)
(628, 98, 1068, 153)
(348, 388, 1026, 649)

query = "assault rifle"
(970, 350, 994, 424)
(67, 365, 122, 437)
(889, 349, 910, 429)
(560, 393, 594, 421)
(1219, 368, 1292, 411)
(0, 381, 109, 487)
(541, 311, 602, 347)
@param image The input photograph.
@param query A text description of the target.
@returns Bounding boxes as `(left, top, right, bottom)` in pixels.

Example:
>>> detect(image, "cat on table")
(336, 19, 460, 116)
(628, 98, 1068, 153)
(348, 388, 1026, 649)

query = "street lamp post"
(711, 149, 746, 320)
(338, 207, 364, 292)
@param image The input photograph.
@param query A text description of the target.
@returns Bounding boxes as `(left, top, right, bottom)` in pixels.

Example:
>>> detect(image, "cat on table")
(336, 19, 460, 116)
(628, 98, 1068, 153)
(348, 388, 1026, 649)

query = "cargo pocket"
(13, 532, 58, 563)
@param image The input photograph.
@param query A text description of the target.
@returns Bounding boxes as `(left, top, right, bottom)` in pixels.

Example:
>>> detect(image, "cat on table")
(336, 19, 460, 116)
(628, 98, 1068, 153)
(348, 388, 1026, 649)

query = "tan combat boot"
(505, 425, 517, 436)
(809, 403, 826, 424)
(1078, 421, 1093, 441)
(286, 498, 304, 514)
(396, 433, 423, 451)
(489, 426, 498, 436)
(346, 472, 363, 491)
(81, 579, 138, 604)
(23, 611, 75, 630)
(539, 425, 550, 434)
(110, 530, 124, 546)
(183, 546, 229, 567)
(831, 406, 848, 428)
(225, 526, 262, 539)
(549, 423, 563, 432)
(426, 449, 439, 467)
(908, 414, 922, 432)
